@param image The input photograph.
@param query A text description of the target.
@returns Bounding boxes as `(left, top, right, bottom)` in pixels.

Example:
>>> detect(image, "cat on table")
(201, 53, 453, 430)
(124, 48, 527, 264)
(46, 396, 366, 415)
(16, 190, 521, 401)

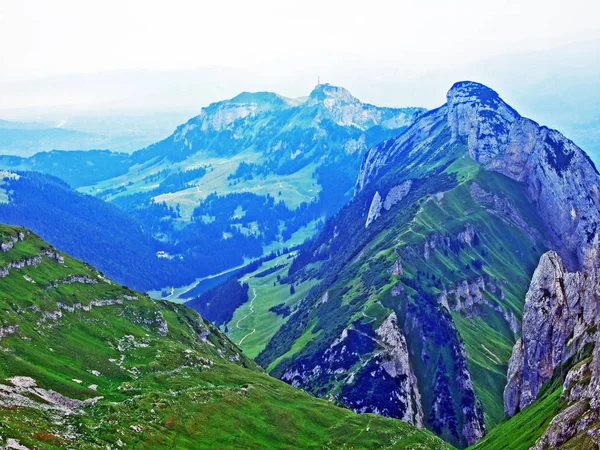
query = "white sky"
(1, 0, 599, 81)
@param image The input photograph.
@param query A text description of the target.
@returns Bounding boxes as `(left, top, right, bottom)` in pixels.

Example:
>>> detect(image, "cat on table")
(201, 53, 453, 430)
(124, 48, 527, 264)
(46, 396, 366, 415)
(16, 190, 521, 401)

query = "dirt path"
(237, 288, 257, 345)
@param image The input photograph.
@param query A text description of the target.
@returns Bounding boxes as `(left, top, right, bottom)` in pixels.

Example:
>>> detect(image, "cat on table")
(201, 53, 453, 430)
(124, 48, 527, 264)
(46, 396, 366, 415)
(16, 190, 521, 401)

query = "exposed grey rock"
(0, 236, 18, 252)
(375, 313, 424, 427)
(450, 82, 600, 269)
(504, 237, 600, 448)
(365, 191, 382, 228)
(423, 233, 451, 260)
(0, 376, 102, 416)
(357, 106, 448, 192)
(383, 180, 412, 211)
(503, 250, 590, 416)
(447, 81, 518, 164)
(388, 258, 403, 276)
(457, 223, 477, 246)
(41, 249, 65, 264)
(155, 312, 169, 336)
(391, 283, 404, 297)
(359, 81, 600, 270)
(440, 276, 518, 333)
(60, 275, 98, 285)
(0, 325, 18, 340)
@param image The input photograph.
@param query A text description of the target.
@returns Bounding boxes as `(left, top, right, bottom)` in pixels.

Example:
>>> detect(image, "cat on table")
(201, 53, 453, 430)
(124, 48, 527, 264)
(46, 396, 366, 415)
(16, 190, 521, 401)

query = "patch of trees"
(186, 279, 249, 326)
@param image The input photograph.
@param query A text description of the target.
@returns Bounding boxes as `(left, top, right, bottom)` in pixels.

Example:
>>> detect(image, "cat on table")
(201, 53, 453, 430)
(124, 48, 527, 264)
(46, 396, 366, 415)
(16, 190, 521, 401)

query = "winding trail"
(237, 288, 257, 345)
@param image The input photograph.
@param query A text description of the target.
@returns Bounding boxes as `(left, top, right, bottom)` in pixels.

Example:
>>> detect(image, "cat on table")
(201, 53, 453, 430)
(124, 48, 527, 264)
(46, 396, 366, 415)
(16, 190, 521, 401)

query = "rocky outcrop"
(0, 325, 18, 340)
(281, 313, 425, 427)
(470, 182, 539, 242)
(365, 181, 413, 228)
(359, 81, 600, 270)
(447, 82, 518, 164)
(423, 233, 451, 260)
(383, 180, 412, 211)
(1, 247, 64, 279)
(418, 313, 486, 446)
(388, 257, 403, 276)
(439, 276, 518, 333)
(0, 376, 102, 416)
(307, 84, 422, 131)
(503, 237, 600, 448)
(374, 313, 424, 427)
(365, 191, 382, 228)
(0, 232, 24, 252)
(356, 107, 448, 192)
(503, 250, 591, 416)
(448, 82, 600, 269)
(41, 249, 65, 264)
(457, 222, 477, 246)
(0, 255, 42, 278)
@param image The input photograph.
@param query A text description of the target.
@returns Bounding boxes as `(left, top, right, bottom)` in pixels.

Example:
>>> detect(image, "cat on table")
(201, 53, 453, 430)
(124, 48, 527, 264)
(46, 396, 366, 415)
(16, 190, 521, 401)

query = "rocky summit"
(2, 80, 600, 450)
(251, 81, 600, 448)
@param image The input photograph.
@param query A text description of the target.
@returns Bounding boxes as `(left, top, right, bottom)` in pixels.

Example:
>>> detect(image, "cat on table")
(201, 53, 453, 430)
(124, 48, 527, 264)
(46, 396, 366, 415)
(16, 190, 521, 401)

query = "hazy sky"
(0, 0, 599, 159)
(1, 0, 599, 81)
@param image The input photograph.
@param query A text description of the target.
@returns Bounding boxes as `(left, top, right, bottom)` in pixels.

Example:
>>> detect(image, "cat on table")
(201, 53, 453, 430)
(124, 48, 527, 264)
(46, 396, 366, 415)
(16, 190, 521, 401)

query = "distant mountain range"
(0, 84, 423, 295)
(1, 80, 600, 448)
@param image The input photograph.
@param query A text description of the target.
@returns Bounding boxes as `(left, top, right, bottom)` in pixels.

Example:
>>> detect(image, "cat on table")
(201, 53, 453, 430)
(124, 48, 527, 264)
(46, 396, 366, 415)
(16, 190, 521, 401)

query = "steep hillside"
(474, 237, 600, 449)
(0, 224, 451, 449)
(227, 82, 600, 448)
(0, 171, 264, 292)
(0, 85, 423, 298)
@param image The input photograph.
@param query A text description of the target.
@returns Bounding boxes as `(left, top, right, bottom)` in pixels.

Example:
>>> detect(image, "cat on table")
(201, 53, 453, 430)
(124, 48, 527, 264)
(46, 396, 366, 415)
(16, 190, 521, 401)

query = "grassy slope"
(251, 145, 548, 441)
(400, 166, 547, 428)
(0, 224, 451, 449)
(225, 252, 320, 359)
(79, 149, 320, 221)
(470, 379, 563, 450)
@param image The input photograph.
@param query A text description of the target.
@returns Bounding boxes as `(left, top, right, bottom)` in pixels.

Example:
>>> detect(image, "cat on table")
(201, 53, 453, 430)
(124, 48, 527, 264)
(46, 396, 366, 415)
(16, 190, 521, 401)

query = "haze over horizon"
(0, 0, 599, 159)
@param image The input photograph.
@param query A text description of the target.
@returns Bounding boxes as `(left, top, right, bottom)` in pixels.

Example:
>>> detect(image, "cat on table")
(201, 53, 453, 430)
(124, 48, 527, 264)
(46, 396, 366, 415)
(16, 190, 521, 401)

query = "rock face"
(307, 84, 420, 130)
(365, 191, 382, 228)
(365, 181, 413, 228)
(383, 180, 412, 211)
(281, 313, 425, 427)
(374, 313, 424, 427)
(449, 81, 600, 269)
(446, 82, 519, 164)
(503, 238, 600, 447)
(268, 81, 600, 448)
(359, 81, 600, 269)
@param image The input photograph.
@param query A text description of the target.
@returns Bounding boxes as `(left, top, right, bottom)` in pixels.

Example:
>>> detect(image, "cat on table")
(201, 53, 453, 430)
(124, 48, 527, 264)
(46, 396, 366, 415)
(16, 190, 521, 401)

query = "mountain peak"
(446, 81, 520, 164)
(229, 91, 289, 107)
(447, 81, 502, 106)
(308, 83, 359, 105)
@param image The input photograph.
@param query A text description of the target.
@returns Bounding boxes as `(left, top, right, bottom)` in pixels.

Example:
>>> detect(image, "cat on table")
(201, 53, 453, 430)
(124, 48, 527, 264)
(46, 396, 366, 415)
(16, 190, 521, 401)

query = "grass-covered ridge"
(0, 224, 451, 449)
(241, 107, 553, 447)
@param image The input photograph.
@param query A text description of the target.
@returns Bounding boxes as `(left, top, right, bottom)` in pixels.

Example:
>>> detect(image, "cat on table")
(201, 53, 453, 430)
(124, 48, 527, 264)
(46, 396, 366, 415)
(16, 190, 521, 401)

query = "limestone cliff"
(504, 238, 600, 448)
